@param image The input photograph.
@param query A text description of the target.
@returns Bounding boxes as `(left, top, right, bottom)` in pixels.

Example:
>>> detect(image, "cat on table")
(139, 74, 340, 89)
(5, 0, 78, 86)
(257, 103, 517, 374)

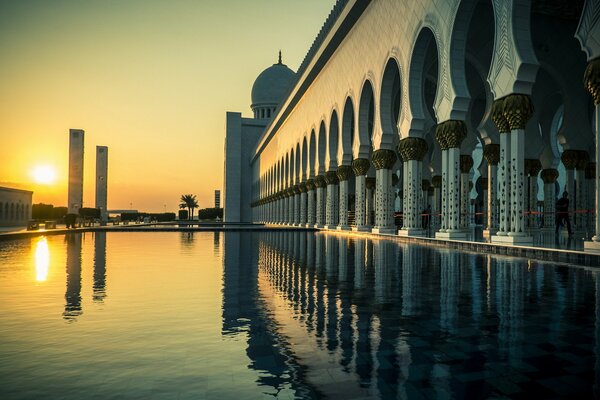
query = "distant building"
(214, 190, 221, 209)
(0, 186, 33, 227)
(95, 146, 108, 223)
(68, 129, 84, 214)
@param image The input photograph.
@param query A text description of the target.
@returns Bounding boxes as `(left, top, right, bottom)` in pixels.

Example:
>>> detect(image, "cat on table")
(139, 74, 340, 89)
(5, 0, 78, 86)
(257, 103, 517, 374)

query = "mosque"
(223, 0, 600, 252)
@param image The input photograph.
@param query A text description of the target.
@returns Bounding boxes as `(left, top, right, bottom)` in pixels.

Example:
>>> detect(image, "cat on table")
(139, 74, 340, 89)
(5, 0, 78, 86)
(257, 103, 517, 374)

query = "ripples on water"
(0, 231, 597, 399)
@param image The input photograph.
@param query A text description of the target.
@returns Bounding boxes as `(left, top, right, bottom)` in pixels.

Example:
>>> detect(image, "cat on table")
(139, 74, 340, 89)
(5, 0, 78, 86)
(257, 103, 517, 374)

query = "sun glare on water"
(32, 165, 57, 185)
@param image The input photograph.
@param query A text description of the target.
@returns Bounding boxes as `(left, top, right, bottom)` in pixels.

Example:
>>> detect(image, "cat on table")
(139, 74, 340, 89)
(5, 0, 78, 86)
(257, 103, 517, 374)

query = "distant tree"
(32, 203, 54, 220)
(178, 209, 189, 220)
(180, 194, 199, 220)
(79, 207, 101, 219)
(52, 207, 68, 220)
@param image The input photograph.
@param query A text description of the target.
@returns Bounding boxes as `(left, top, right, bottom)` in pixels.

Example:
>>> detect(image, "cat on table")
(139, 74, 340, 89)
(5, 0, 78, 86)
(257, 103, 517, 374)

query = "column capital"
(371, 149, 398, 170)
(306, 179, 315, 191)
(365, 177, 376, 190)
(459, 155, 473, 173)
(351, 158, 370, 176)
(483, 143, 500, 165)
(397, 137, 428, 161)
(431, 175, 442, 188)
(491, 99, 510, 133)
(502, 94, 534, 130)
(528, 159, 542, 177)
(298, 182, 307, 193)
(586, 162, 596, 179)
(292, 185, 301, 195)
(576, 150, 590, 170)
(561, 149, 579, 170)
(584, 58, 600, 105)
(336, 165, 353, 181)
(314, 175, 327, 188)
(421, 179, 430, 191)
(324, 171, 339, 185)
(436, 120, 467, 149)
(540, 168, 559, 183)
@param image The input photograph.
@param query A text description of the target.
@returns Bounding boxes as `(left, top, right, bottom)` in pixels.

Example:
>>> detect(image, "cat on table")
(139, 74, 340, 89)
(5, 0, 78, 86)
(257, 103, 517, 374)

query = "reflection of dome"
(251, 52, 296, 119)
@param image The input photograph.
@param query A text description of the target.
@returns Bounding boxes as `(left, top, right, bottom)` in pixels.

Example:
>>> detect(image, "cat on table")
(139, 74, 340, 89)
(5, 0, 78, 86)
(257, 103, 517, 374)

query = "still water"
(0, 231, 597, 399)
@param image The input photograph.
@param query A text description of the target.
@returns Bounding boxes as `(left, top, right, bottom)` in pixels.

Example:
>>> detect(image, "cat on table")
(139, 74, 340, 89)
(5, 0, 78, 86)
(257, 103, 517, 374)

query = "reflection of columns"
(336, 166, 352, 230)
(541, 169, 559, 230)
(401, 246, 419, 316)
(352, 158, 370, 231)
(459, 155, 473, 231)
(374, 241, 392, 304)
(562, 149, 578, 228)
(492, 95, 534, 243)
(525, 160, 541, 229)
(306, 179, 316, 226)
(576, 151, 590, 231)
(372, 149, 398, 234)
(354, 238, 366, 289)
(315, 175, 326, 228)
(584, 59, 600, 249)
(431, 176, 442, 229)
(64, 234, 83, 320)
(299, 183, 307, 225)
(397, 137, 428, 236)
(483, 144, 499, 235)
(435, 121, 467, 239)
(366, 177, 375, 227)
(93, 232, 107, 303)
(324, 171, 339, 229)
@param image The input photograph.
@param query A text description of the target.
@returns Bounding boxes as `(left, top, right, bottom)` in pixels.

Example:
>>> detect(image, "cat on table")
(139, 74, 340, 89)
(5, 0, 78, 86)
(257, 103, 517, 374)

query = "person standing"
(555, 191, 572, 235)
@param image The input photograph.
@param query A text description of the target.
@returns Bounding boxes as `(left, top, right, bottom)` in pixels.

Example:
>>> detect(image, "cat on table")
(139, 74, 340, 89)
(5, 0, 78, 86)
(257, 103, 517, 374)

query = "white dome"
(251, 58, 296, 108)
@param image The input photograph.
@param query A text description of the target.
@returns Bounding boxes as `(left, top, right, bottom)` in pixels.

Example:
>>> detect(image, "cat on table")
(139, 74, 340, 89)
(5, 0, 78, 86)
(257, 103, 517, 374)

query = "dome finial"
(278, 50, 282, 65)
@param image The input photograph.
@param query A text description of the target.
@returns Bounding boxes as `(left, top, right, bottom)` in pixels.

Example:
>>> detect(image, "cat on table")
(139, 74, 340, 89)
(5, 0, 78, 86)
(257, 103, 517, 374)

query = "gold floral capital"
(336, 165, 353, 181)
(305, 179, 315, 191)
(397, 137, 428, 161)
(502, 94, 534, 130)
(352, 158, 370, 176)
(483, 144, 500, 165)
(437, 120, 467, 149)
(540, 168, 559, 183)
(584, 58, 600, 105)
(324, 171, 339, 185)
(561, 150, 578, 170)
(491, 99, 510, 133)
(314, 175, 327, 188)
(371, 149, 398, 170)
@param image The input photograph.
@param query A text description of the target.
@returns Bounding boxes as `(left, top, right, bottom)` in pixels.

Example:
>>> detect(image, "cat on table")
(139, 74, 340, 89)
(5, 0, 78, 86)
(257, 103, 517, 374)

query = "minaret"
(68, 129, 85, 215)
(95, 146, 108, 224)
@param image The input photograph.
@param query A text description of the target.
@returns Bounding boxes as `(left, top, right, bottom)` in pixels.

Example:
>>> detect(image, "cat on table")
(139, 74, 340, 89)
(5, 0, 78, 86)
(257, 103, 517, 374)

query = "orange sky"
(0, 0, 335, 212)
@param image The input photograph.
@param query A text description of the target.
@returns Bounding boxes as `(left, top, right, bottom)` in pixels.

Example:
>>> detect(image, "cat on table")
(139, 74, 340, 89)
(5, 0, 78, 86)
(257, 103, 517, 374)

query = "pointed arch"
(327, 110, 339, 171)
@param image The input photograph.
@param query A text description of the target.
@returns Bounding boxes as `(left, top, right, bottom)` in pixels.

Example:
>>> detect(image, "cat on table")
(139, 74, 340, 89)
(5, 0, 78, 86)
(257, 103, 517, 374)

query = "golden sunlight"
(35, 237, 50, 282)
(32, 165, 57, 185)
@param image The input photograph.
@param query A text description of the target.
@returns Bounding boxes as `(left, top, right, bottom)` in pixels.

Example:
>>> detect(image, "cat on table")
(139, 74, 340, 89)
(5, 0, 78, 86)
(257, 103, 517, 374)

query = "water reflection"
(235, 231, 599, 398)
(34, 237, 49, 282)
(63, 234, 82, 321)
(93, 232, 107, 302)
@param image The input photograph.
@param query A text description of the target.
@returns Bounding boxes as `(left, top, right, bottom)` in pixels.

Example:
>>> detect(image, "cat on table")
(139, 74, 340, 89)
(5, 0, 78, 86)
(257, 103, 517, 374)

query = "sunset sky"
(0, 0, 335, 212)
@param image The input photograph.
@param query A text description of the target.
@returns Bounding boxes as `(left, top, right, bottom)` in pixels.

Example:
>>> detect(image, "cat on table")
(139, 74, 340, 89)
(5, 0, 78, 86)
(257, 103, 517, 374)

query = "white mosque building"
(223, 0, 600, 252)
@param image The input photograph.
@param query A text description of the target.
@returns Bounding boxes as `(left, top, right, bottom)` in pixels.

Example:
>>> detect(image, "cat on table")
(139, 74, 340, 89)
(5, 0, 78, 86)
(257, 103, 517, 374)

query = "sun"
(32, 165, 57, 185)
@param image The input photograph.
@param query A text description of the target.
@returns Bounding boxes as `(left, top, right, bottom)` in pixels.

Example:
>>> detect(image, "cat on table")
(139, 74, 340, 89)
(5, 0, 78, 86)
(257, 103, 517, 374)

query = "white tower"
(95, 146, 108, 224)
(68, 129, 85, 215)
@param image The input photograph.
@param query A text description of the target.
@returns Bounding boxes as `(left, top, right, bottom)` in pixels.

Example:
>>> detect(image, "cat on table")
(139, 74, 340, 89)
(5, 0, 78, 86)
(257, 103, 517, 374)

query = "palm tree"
(180, 194, 199, 220)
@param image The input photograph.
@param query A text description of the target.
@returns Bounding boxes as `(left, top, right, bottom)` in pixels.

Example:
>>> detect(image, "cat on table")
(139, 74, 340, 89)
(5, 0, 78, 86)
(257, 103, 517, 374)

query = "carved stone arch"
(379, 55, 403, 151)
(327, 107, 340, 171)
(317, 120, 327, 175)
(339, 94, 355, 166)
(403, 25, 440, 139)
(294, 142, 301, 184)
(308, 128, 317, 178)
(301, 134, 308, 182)
(354, 77, 376, 159)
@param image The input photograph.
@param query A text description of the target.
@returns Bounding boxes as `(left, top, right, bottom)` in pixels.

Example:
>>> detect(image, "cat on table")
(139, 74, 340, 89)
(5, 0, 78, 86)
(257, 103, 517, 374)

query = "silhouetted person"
(555, 191, 572, 235)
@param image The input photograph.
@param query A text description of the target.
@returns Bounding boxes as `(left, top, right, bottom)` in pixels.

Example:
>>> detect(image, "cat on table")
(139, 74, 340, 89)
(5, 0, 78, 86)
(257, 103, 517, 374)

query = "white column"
(575, 167, 586, 231)
(529, 175, 539, 229)
(338, 180, 348, 228)
(508, 128, 527, 237)
(352, 159, 370, 232)
(300, 187, 307, 225)
(497, 132, 511, 236)
(441, 150, 448, 231)
(432, 179, 441, 229)
(315, 176, 325, 228)
(483, 144, 499, 236)
(446, 148, 460, 232)
(400, 160, 422, 231)
(543, 181, 556, 230)
(307, 181, 316, 226)
(294, 192, 300, 225)
(460, 171, 469, 230)
(366, 178, 375, 227)
(373, 167, 395, 234)
(324, 172, 338, 228)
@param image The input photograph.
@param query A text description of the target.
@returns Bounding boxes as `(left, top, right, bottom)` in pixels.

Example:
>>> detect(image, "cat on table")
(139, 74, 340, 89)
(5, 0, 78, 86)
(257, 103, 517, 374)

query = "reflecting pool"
(0, 231, 598, 399)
